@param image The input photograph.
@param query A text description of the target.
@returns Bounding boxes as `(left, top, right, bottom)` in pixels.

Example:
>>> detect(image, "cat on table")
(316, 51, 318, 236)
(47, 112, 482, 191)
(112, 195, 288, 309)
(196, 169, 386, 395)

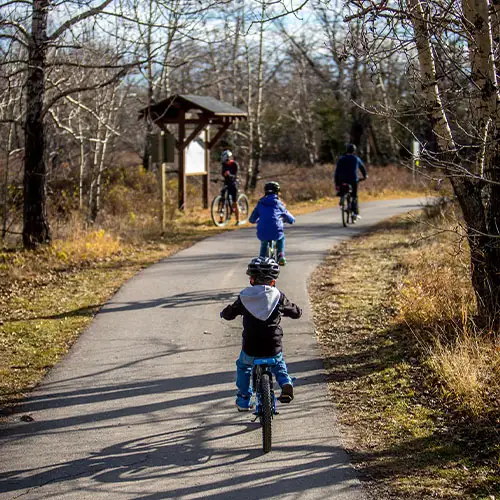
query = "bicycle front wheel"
(211, 195, 229, 227)
(260, 372, 273, 453)
(237, 193, 249, 224)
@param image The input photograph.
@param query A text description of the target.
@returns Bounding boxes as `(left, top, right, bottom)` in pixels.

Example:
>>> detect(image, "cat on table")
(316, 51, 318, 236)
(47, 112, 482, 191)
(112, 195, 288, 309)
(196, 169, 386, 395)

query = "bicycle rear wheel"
(260, 372, 273, 453)
(211, 195, 229, 227)
(237, 193, 249, 224)
(265, 241, 277, 261)
(341, 196, 348, 227)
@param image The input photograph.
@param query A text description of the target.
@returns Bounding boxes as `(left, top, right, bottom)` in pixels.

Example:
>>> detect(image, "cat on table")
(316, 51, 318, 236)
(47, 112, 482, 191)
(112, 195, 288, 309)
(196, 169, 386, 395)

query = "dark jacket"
(221, 285, 302, 356)
(222, 159, 239, 185)
(334, 154, 367, 185)
(249, 194, 295, 242)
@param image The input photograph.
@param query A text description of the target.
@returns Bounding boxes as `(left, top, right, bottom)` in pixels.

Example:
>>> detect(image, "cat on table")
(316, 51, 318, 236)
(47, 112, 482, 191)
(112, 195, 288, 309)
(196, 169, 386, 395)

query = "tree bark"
(2, 124, 13, 241)
(23, 0, 51, 249)
(249, 4, 265, 190)
(409, 0, 500, 328)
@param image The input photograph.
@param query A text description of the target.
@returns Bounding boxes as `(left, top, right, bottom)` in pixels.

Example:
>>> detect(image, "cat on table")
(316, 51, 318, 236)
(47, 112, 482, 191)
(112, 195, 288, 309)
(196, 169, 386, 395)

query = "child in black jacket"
(220, 256, 302, 411)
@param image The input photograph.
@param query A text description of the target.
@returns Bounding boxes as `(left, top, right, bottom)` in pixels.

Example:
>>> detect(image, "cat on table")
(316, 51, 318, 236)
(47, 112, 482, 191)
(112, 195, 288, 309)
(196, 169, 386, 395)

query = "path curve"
(0, 198, 428, 500)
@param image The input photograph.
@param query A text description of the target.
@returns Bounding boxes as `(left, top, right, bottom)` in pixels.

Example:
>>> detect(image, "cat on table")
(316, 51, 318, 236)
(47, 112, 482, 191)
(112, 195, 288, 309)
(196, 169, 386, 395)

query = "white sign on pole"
(185, 134, 206, 175)
(412, 139, 421, 167)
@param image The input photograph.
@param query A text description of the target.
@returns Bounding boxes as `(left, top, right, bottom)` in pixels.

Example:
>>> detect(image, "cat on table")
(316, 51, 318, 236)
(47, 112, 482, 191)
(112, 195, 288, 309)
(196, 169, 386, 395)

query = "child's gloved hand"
(220, 311, 224, 319)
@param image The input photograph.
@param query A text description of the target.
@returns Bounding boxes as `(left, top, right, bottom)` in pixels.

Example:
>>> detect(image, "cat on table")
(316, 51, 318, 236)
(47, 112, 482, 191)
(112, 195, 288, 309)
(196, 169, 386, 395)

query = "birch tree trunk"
(409, 0, 500, 328)
(141, 0, 155, 172)
(77, 94, 86, 211)
(249, 4, 265, 189)
(89, 85, 119, 223)
(297, 53, 318, 167)
(244, 21, 254, 190)
(464, 0, 500, 326)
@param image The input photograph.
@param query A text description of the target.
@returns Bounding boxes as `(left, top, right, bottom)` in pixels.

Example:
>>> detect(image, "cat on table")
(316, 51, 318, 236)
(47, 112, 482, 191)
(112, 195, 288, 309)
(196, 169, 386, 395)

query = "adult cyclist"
(334, 144, 367, 219)
(221, 149, 240, 225)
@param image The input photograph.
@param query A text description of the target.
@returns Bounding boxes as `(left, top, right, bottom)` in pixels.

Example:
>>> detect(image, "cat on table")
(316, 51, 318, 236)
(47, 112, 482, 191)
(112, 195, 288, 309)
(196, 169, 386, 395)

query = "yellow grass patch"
(53, 229, 121, 263)
(428, 328, 500, 415)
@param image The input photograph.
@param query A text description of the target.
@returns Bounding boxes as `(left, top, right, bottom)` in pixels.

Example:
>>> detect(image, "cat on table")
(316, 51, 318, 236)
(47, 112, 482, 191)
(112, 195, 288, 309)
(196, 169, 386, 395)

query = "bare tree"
(350, 0, 500, 327)
(0, 0, 130, 248)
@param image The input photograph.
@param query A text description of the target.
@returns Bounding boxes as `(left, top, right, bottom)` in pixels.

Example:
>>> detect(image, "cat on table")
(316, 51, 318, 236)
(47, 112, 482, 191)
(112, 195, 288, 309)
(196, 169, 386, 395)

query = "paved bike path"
(0, 198, 427, 499)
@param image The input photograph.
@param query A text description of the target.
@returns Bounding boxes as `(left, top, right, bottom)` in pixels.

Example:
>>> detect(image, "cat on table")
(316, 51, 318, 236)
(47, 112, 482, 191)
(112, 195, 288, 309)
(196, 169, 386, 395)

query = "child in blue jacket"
(249, 182, 295, 266)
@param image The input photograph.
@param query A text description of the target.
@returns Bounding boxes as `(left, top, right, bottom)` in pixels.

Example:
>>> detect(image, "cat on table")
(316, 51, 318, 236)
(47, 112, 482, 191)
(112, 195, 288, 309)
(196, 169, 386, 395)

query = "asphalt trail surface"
(0, 198, 427, 499)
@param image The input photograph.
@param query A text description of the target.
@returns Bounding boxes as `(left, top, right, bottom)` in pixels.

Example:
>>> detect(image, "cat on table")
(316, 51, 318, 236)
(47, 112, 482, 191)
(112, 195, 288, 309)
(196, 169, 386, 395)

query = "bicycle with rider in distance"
(210, 178, 249, 227)
(338, 178, 366, 227)
(338, 183, 355, 227)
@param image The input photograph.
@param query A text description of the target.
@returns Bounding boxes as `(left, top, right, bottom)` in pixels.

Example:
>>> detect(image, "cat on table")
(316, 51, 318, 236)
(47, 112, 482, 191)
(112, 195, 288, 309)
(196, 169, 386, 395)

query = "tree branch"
(48, 0, 114, 41)
(42, 68, 128, 117)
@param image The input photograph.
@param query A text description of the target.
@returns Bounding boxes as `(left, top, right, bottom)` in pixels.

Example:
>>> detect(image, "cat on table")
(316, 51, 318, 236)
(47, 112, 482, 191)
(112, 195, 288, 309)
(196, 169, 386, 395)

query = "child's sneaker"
(278, 253, 287, 266)
(278, 383, 294, 403)
(235, 395, 253, 412)
(236, 404, 251, 412)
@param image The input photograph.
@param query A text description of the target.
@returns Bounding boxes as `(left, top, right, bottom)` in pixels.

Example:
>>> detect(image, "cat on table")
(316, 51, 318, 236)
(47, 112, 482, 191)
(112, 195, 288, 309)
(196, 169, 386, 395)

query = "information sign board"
(185, 134, 207, 175)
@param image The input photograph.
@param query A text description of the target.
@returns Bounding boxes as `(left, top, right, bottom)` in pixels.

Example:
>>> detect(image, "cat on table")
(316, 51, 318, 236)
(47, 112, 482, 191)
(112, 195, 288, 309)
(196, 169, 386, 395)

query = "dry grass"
(242, 162, 431, 204)
(428, 327, 500, 416)
(309, 204, 500, 499)
(397, 242, 474, 330)
(393, 207, 499, 418)
(53, 229, 121, 263)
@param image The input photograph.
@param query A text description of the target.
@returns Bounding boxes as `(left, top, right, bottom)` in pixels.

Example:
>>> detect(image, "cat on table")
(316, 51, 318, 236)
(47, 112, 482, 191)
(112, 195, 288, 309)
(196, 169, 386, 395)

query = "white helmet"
(221, 149, 233, 163)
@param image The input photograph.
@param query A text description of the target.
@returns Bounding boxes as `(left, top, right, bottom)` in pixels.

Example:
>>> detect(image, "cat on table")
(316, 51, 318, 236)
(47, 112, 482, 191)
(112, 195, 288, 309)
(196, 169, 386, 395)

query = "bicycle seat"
(253, 358, 278, 366)
(339, 183, 352, 195)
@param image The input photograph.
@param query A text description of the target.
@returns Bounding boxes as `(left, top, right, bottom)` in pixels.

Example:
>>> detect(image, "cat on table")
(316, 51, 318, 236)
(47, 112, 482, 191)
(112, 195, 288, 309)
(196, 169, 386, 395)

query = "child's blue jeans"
(259, 236, 285, 258)
(236, 350, 292, 407)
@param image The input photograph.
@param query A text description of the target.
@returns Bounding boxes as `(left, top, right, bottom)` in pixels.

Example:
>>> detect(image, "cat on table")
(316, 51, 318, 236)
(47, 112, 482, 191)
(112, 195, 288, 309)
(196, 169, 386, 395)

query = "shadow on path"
(1, 359, 327, 440)
(0, 415, 358, 499)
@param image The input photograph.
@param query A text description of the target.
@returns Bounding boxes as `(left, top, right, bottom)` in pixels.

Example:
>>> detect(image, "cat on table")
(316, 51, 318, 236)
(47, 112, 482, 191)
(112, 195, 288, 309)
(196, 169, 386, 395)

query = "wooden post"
(203, 126, 210, 209)
(161, 161, 167, 233)
(178, 110, 186, 210)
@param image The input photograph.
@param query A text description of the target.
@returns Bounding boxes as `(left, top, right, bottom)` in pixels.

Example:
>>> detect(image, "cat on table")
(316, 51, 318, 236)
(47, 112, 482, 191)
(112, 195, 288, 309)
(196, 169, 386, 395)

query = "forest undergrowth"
(310, 202, 499, 499)
(0, 162, 429, 411)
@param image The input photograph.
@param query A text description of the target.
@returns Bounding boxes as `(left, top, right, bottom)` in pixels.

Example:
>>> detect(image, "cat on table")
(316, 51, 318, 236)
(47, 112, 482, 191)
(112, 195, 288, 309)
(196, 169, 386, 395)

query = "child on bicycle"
(249, 181, 295, 266)
(220, 256, 302, 411)
(221, 149, 240, 225)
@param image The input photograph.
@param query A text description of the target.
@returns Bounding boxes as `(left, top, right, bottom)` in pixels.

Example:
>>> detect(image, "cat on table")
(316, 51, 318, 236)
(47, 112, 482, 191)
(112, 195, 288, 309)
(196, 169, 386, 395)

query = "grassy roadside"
(309, 208, 499, 499)
(0, 217, 223, 411)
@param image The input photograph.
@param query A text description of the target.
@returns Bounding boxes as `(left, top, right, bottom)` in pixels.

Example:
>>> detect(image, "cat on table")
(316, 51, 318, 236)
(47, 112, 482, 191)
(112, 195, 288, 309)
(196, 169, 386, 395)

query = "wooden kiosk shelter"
(139, 94, 247, 211)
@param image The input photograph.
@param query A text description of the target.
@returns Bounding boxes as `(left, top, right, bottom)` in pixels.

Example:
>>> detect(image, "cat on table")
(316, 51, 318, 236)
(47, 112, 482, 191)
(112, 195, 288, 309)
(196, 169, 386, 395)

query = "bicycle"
(210, 179, 249, 227)
(251, 357, 279, 453)
(338, 183, 355, 227)
(264, 240, 278, 261)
